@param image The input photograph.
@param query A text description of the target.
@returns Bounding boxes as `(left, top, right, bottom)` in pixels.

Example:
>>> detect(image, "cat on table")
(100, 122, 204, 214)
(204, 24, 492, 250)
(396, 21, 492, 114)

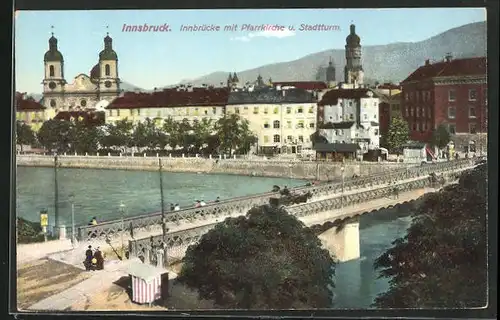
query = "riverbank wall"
(16, 155, 411, 181)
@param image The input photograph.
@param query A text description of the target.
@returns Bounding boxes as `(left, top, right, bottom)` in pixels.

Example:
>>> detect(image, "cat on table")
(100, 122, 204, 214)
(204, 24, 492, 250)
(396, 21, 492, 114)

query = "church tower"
(42, 28, 66, 109)
(344, 24, 364, 86)
(326, 56, 336, 88)
(98, 31, 120, 99)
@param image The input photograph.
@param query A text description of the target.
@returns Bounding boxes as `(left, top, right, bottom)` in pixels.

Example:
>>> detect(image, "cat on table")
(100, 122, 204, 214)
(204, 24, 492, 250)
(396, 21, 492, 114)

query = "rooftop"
(227, 87, 316, 105)
(271, 81, 328, 90)
(318, 88, 377, 106)
(15, 92, 45, 111)
(401, 56, 487, 84)
(313, 142, 360, 153)
(107, 87, 230, 109)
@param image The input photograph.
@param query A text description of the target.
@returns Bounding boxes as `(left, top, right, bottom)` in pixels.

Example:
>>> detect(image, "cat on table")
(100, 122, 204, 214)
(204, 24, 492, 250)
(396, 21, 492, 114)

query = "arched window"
(105, 64, 111, 76)
(273, 120, 280, 129)
(50, 99, 56, 107)
(49, 65, 55, 77)
(273, 134, 280, 143)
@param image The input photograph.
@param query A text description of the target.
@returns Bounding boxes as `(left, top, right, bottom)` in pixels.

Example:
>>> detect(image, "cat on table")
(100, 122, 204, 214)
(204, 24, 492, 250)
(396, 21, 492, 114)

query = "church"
(41, 30, 121, 113)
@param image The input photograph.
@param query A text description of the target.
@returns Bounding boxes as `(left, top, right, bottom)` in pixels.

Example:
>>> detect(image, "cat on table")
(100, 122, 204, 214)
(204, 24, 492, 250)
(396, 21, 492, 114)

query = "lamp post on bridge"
(119, 202, 126, 259)
(68, 193, 76, 247)
(159, 158, 169, 268)
(341, 165, 345, 209)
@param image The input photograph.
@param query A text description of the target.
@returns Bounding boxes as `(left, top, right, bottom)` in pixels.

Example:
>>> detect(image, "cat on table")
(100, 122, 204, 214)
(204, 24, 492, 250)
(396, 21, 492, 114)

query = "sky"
(14, 8, 486, 93)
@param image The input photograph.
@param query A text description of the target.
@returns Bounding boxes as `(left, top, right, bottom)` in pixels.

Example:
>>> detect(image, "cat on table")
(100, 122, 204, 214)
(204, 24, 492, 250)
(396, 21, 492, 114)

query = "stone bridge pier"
(318, 217, 360, 263)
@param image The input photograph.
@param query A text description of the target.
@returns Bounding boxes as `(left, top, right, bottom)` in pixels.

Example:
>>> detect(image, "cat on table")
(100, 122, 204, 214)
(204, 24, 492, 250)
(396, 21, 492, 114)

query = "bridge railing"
(128, 165, 470, 263)
(77, 159, 473, 242)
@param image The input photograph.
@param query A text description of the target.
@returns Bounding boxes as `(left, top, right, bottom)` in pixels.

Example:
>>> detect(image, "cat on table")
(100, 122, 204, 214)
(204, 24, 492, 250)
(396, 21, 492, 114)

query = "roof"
(320, 121, 355, 129)
(15, 92, 46, 111)
(107, 87, 230, 109)
(377, 83, 401, 90)
(90, 64, 100, 80)
(54, 111, 105, 125)
(127, 261, 168, 283)
(313, 142, 360, 153)
(401, 57, 486, 84)
(227, 87, 316, 105)
(272, 81, 328, 90)
(318, 88, 377, 106)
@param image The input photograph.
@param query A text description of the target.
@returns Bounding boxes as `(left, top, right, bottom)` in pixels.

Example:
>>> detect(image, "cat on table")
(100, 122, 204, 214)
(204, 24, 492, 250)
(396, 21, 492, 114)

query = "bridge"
(75, 159, 472, 244)
(123, 159, 474, 265)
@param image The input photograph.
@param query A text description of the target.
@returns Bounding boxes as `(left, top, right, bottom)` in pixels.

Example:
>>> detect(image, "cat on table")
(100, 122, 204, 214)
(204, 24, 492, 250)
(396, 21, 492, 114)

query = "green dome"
(346, 24, 361, 46)
(44, 50, 64, 62)
(99, 49, 118, 61)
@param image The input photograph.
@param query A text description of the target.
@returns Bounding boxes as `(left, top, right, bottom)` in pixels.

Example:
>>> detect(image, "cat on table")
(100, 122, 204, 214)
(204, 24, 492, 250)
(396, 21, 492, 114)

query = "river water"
(15, 166, 412, 308)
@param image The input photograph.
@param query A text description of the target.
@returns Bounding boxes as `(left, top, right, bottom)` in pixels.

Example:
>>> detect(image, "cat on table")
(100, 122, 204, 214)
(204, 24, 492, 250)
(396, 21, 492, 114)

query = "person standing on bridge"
(84, 245, 93, 271)
(170, 203, 175, 211)
(195, 200, 201, 208)
(214, 197, 220, 203)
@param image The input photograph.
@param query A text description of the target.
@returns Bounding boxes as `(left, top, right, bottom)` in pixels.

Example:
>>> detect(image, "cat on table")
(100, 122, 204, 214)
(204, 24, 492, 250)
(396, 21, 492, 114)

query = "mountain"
(166, 21, 486, 87)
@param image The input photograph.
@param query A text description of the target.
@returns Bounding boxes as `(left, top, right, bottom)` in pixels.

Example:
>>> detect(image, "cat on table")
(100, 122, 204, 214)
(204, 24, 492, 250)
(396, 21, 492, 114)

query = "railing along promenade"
(128, 160, 475, 261)
(77, 159, 473, 242)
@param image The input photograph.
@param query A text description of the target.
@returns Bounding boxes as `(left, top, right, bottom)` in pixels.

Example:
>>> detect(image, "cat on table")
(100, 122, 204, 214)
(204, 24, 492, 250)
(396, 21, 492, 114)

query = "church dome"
(44, 36, 64, 62)
(99, 34, 118, 61)
(90, 64, 100, 80)
(346, 24, 361, 46)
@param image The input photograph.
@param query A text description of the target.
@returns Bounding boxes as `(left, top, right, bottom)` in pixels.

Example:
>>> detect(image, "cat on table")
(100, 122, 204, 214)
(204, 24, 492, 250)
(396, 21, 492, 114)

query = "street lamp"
(68, 193, 76, 247)
(119, 202, 126, 258)
(340, 165, 345, 209)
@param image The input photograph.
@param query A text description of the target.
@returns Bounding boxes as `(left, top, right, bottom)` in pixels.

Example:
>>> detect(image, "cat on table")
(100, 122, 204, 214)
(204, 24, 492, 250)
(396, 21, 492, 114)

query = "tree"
(384, 116, 410, 154)
(70, 119, 103, 154)
(162, 117, 179, 151)
(192, 118, 214, 155)
(430, 123, 451, 150)
(373, 164, 487, 308)
(37, 119, 74, 153)
(100, 119, 134, 153)
(177, 204, 336, 309)
(214, 114, 257, 156)
(16, 121, 36, 152)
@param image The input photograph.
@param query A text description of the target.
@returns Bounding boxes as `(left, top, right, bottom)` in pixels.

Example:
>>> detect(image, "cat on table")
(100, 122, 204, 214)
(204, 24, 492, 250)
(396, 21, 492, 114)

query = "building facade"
(374, 83, 402, 138)
(15, 92, 50, 132)
(400, 55, 487, 152)
(105, 87, 229, 125)
(41, 32, 121, 115)
(316, 88, 380, 153)
(226, 87, 317, 154)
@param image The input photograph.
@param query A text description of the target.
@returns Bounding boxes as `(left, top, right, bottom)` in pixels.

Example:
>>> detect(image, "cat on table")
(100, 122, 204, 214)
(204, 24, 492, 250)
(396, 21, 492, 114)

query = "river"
(15, 166, 411, 308)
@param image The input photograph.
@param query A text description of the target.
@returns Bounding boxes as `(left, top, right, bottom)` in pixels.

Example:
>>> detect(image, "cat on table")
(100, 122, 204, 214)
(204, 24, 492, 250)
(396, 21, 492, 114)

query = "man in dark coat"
(94, 247, 104, 270)
(84, 245, 93, 271)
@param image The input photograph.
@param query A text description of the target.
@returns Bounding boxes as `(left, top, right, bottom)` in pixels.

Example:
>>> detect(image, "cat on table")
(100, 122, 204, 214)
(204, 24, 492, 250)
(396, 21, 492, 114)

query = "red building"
(400, 55, 487, 149)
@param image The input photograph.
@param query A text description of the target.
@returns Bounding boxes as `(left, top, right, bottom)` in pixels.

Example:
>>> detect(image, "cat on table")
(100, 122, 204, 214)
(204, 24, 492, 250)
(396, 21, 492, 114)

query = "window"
(50, 99, 56, 107)
(49, 65, 55, 77)
(253, 107, 259, 114)
(137, 109, 141, 116)
(264, 108, 268, 114)
(412, 122, 416, 131)
(117, 110, 120, 117)
(263, 121, 270, 129)
(273, 120, 280, 129)
(349, 101, 353, 106)
(405, 106, 409, 117)
(297, 121, 304, 129)
(448, 124, 456, 134)
(273, 107, 279, 114)
(349, 113, 354, 120)
(286, 107, 292, 114)
(204, 110, 208, 115)
(287, 135, 293, 142)
(235, 107, 240, 114)
(308, 106, 314, 113)
(273, 134, 280, 143)
(416, 122, 420, 131)
(410, 107, 414, 117)
(422, 122, 426, 131)
(469, 123, 477, 134)
(336, 129, 342, 135)
(298, 135, 304, 143)
(286, 121, 292, 129)
(374, 114, 377, 119)
(105, 64, 110, 76)
(373, 102, 377, 106)
(297, 107, 303, 113)
(448, 90, 456, 102)
(263, 136, 269, 143)
(80, 99, 87, 107)
(469, 89, 477, 101)
(448, 106, 456, 119)
(374, 129, 379, 135)
(108, 110, 113, 117)
(212, 107, 217, 115)
(422, 107, 426, 117)
(405, 93, 409, 101)
(363, 113, 368, 120)
(309, 122, 315, 129)
(469, 106, 476, 118)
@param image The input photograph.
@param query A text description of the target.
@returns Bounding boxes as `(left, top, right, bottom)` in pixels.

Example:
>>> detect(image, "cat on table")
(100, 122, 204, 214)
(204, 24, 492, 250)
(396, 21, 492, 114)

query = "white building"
(316, 88, 380, 153)
(226, 87, 317, 155)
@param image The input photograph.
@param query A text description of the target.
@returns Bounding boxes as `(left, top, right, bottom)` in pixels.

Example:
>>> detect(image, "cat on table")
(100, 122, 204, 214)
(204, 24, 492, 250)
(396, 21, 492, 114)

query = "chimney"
(445, 53, 452, 62)
(425, 59, 430, 66)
